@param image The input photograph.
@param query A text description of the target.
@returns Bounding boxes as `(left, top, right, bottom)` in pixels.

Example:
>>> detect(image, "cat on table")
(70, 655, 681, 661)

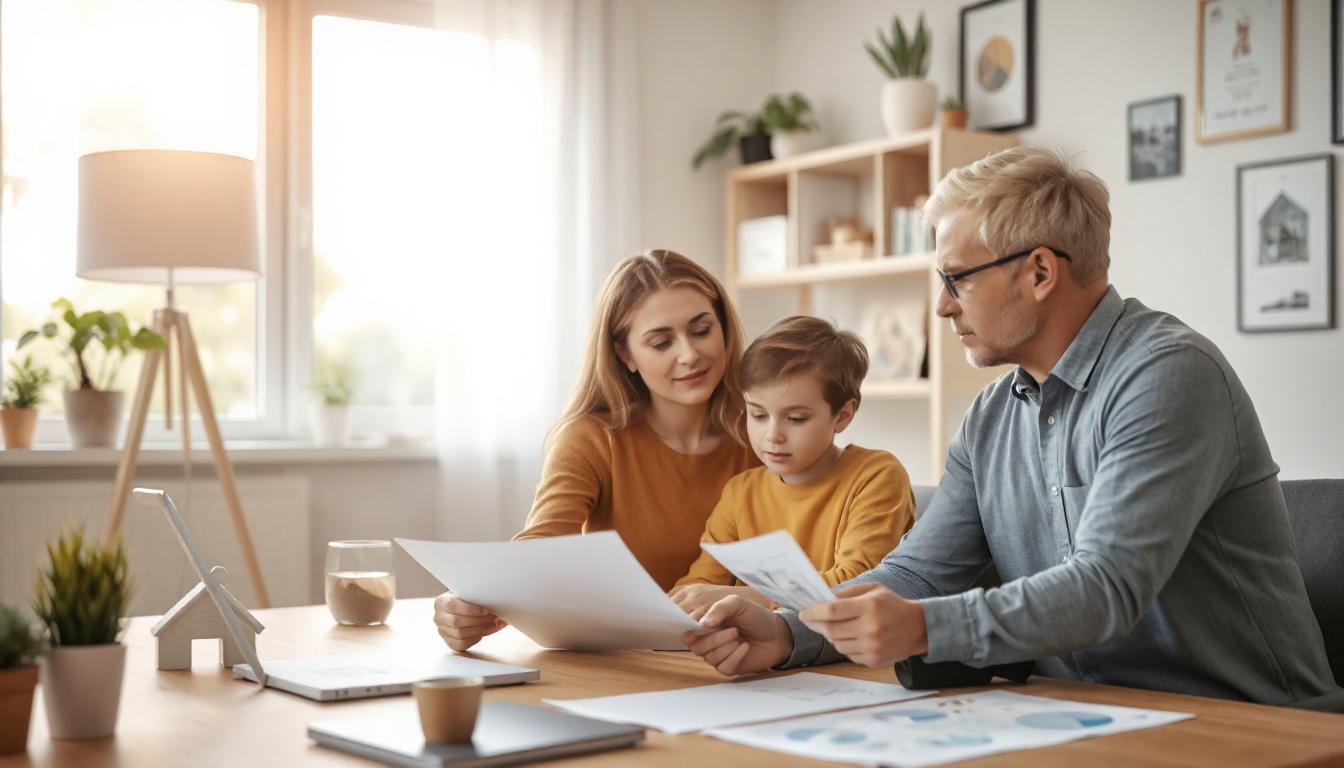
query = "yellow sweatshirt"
(675, 445, 914, 589)
(514, 414, 758, 591)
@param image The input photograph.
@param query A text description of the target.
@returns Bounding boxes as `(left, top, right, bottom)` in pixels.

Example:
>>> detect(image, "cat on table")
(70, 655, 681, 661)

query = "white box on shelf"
(737, 215, 788, 275)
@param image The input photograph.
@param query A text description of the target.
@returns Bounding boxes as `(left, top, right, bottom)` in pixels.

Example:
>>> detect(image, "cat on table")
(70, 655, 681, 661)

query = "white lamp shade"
(77, 149, 261, 284)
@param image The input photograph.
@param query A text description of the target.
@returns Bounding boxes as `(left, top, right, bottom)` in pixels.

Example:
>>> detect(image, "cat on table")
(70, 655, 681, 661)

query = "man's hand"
(670, 584, 771, 620)
(680, 595, 794, 676)
(797, 583, 928, 667)
(433, 591, 507, 652)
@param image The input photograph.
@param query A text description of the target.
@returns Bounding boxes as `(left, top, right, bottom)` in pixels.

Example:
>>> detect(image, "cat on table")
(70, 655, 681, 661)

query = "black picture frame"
(1236, 154, 1336, 333)
(1127, 95, 1182, 182)
(959, 0, 1035, 132)
(1334, 0, 1344, 144)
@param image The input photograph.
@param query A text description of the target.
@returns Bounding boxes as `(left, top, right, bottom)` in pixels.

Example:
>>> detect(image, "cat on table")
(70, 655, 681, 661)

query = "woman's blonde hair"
(922, 146, 1111, 284)
(551, 249, 748, 445)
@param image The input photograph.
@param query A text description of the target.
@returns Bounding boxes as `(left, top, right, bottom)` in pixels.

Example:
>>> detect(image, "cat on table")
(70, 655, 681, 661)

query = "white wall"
(636, 0, 1344, 479)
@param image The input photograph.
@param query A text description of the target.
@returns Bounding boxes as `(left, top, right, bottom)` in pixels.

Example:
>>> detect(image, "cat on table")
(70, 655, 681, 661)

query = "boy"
(671, 315, 915, 618)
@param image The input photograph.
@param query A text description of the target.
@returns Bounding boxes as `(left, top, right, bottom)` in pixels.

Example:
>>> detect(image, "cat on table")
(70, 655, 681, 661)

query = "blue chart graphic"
(871, 709, 947, 724)
(786, 728, 867, 744)
(920, 732, 993, 747)
(1015, 711, 1115, 730)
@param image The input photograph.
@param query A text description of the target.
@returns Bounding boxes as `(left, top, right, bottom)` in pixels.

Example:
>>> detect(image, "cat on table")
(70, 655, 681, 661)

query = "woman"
(434, 249, 758, 651)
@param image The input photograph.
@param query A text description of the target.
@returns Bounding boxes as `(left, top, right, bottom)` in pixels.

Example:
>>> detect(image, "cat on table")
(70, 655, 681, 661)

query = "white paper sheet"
(396, 532, 700, 651)
(706, 689, 1194, 767)
(701, 530, 836, 611)
(544, 672, 932, 734)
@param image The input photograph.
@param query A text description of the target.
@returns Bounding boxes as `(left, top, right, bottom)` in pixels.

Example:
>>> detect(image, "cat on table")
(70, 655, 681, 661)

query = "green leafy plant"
(865, 13, 930, 79)
(17, 298, 165, 391)
(311, 356, 355, 406)
(32, 527, 132, 647)
(1, 357, 53, 410)
(0, 605, 47, 668)
(761, 92, 819, 134)
(692, 92, 820, 169)
(940, 94, 966, 111)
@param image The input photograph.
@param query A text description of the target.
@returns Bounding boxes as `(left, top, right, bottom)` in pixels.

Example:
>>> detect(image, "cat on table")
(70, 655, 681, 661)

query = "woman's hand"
(433, 591, 507, 651)
(670, 584, 771, 620)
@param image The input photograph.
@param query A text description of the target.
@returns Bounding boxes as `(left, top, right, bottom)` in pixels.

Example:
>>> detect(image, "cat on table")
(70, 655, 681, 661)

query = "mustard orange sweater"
(514, 415, 758, 591)
(675, 445, 914, 589)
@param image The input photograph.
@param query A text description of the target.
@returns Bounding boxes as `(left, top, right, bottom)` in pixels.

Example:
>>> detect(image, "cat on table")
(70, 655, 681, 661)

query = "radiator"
(0, 477, 310, 616)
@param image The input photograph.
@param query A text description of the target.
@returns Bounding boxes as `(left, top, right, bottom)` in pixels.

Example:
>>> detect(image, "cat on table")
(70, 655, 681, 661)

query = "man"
(683, 147, 1338, 705)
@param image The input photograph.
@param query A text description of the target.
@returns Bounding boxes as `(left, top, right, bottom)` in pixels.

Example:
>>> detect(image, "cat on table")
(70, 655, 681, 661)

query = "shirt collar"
(1046, 285, 1125, 393)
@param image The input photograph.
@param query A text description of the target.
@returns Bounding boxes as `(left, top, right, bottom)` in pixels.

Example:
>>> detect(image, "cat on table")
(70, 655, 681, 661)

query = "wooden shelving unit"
(724, 128, 1017, 481)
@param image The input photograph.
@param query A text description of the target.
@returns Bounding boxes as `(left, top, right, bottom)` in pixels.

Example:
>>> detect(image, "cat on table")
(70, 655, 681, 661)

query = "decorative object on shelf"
(150, 566, 264, 671)
(1128, 95, 1181, 182)
(1196, 0, 1290, 144)
(1236, 154, 1335, 333)
(861, 301, 928, 382)
(865, 13, 936, 136)
(888, 206, 934, 256)
(814, 217, 873, 264)
(77, 149, 271, 609)
(959, 0, 1034, 131)
(310, 354, 356, 446)
(763, 92, 824, 159)
(939, 95, 969, 130)
(1333, 0, 1343, 144)
(693, 92, 823, 169)
(0, 357, 53, 450)
(17, 299, 164, 449)
(0, 604, 47, 754)
(693, 108, 770, 169)
(33, 526, 132, 740)
(737, 215, 790, 275)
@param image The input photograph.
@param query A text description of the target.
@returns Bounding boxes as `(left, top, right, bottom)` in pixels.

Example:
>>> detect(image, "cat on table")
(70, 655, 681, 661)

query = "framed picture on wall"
(959, 0, 1034, 132)
(1236, 154, 1336, 333)
(1128, 95, 1181, 181)
(1333, 0, 1343, 143)
(1196, 0, 1291, 144)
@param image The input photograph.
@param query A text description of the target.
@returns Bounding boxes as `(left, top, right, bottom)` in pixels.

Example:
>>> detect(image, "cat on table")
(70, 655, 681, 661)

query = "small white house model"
(151, 566, 265, 671)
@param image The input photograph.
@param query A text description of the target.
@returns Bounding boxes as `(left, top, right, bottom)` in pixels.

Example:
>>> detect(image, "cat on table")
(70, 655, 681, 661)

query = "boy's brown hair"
(741, 315, 868, 413)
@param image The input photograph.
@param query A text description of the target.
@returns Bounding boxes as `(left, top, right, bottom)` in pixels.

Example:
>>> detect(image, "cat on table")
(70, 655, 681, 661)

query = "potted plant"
(18, 298, 164, 448)
(762, 92, 823, 159)
(32, 527, 131, 740)
(0, 605, 47, 754)
(692, 107, 772, 169)
(310, 356, 356, 446)
(0, 357, 53, 450)
(865, 13, 935, 136)
(940, 95, 969, 130)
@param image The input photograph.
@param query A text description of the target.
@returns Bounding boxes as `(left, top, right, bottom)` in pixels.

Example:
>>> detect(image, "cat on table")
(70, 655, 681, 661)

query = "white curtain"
(430, 0, 639, 540)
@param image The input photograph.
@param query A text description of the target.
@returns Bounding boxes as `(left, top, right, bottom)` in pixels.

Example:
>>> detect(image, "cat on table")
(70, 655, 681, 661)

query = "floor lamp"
(76, 149, 271, 608)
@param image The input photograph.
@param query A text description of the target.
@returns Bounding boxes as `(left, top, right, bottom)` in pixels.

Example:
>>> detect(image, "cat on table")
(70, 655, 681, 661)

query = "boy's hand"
(670, 584, 771, 620)
(797, 583, 927, 667)
(681, 595, 794, 676)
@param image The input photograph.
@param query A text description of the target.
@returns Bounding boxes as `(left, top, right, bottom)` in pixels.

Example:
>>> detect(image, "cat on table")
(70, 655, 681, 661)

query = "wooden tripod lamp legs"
(106, 309, 271, 609)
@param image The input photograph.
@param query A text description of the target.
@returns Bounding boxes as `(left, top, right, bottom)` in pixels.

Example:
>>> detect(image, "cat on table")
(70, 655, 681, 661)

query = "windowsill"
(0, 439, 438, 468)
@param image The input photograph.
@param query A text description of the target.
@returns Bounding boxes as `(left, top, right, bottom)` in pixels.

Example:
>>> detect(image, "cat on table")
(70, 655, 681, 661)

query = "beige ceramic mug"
(413, 676, 484, 742)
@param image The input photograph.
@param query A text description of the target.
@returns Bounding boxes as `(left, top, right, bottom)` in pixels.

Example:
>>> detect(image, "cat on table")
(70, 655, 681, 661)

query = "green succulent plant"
(692, 92, 819, 170)
(0, 605, 47, 668)
(1, 356, 53, 410)
(311, 355, 356, 406)
(32, 526, 132, 647)
(865, 13, 930, 79)
(940, 94, 966, 111)
(17, 298, 165, 391)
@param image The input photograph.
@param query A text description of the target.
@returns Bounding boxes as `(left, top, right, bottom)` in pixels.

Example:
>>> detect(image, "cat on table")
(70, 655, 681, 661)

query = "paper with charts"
(396, 532, 700, 651)
(705, 689, 1194, 767)
(544, 671, 932, 735)
(700, 530, 836, 612)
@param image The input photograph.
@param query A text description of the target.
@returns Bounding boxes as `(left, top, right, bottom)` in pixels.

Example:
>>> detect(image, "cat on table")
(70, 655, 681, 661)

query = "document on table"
(544, 671, 932, 734)
(705, 689, 1194, 767)
(396, 532, 700, 651)
(701, 530, 835, 611)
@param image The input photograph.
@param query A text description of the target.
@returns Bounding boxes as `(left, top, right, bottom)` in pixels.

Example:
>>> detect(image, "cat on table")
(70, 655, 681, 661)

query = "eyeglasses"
(936, 247, 1073, 300)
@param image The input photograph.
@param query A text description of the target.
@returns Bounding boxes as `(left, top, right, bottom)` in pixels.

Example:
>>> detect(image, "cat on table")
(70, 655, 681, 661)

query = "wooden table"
(12, 599, 1344, 767)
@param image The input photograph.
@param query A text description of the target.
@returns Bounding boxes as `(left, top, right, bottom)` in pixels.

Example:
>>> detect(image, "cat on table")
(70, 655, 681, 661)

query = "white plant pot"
(40, 644, 126, 740)
(880, 78, 937, 137)
(310, 403, 352, 446)
(769, 131, 824, 159)
(61, 389, 124, 448)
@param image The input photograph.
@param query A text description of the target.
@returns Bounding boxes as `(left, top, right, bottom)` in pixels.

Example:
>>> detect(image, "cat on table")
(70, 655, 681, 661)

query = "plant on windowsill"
(32, 526, 132, 740)
(0, 605, 47, 754)
(0, 357, 53, 450)
(309, 355, 357, 447)
(864, 12, 936, 136)
(940, 95, 969, 130)
(17, 298, 165, 449)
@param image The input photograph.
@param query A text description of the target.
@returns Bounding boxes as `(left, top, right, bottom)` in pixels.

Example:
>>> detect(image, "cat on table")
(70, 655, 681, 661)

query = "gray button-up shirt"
(781, 286, 1338, 705)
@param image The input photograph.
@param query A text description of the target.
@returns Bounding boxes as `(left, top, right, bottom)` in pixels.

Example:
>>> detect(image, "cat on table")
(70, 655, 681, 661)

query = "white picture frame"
(1197, 0, 1291, 143)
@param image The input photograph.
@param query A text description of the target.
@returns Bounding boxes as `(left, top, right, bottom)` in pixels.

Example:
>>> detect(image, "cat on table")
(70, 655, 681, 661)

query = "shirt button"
(1061, 553, 1071, 564)
(1046, 415, 1056, 426)
(1050, 486, 1060, 496)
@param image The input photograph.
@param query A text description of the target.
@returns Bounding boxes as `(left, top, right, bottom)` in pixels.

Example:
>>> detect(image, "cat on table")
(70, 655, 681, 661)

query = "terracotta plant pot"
(61, 389, 124, 448)
(0, 665, 39, 754)
(0, 408, 38, 449)
(41, 644, 126, 739)
(941, 109, 969, 130)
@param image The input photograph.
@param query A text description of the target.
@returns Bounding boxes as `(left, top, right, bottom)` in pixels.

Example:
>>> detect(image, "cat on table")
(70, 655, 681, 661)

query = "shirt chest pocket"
(1061, 483, 1091, 544)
